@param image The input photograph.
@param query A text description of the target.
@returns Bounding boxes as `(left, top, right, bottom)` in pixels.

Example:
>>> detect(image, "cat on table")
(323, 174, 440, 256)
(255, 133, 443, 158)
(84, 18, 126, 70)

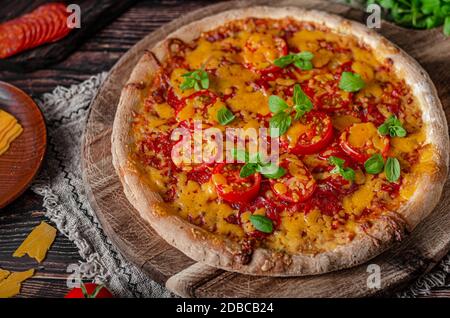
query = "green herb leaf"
(364, 154, 385, 174)
(328, 156, 355, 181)
(444, 16, 450, 36)
(249, 214, 273, 233)
(274, 52, 314, 70)
(180, 69, 209, 91)
(257, 164, 286, 179)
(269, 95, 289, 113)
(240, 163, 258, 178)
(232, 149, 249, 163)
(217, 107, 235, 125)
(293, 84, 313, 119)
(385, 157, 401, 182)
(339, 72, 365, 92)
(378, 115, 407, 137)
(269, 112, 292, 137)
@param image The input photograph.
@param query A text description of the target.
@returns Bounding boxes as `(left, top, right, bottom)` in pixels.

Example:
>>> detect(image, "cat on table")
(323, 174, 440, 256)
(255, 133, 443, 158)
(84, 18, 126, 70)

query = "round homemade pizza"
(112, 6, 449, 276)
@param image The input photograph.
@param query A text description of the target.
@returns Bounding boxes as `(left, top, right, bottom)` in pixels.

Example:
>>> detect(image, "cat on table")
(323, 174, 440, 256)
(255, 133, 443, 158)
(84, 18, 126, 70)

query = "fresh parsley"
(269, 84, 313, 137)
(385, 157, 401, 182)
(378, 115, 407, 137)
(232, 149, 286, 179)
(339, 72, 365, 92)
(364, 153, 385, 174)
(363, 0, 450, 36)
(249, 214, 273, 233)
(217, 107, 235, 125)
(180, 69, 209, 91)
(328, 156, 356, 181)
(274, 51, 315, 70)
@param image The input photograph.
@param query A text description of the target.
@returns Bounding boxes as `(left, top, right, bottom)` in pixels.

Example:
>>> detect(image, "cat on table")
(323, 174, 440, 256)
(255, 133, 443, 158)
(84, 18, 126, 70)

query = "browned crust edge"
(111, 6, 449, 276)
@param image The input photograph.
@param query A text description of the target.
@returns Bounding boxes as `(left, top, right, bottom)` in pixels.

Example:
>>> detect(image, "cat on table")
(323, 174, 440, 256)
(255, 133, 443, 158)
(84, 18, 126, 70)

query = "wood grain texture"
(0, 81, 46, 208)
(0, 0, 137, 72)
(82, 0, 450, 297)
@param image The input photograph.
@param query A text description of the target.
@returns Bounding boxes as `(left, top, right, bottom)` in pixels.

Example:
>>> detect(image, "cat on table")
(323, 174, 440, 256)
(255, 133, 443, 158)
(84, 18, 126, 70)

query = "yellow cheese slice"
(0, 109, 23, 156)
(0, 269, 10, 282)
(13, 222, 57, 263)
(0, 269, 34, 298)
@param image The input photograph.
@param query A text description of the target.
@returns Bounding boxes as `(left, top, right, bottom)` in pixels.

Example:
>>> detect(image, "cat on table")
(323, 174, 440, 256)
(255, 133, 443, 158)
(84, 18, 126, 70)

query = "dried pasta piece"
(0, 109, 23, 156)
(0, 268, 10, 282)
(0, 269, 34, 298)
(13, 221, 57, 263)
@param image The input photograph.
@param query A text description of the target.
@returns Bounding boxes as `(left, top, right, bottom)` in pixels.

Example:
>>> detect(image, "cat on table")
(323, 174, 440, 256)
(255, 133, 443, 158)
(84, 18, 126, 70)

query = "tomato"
(269, 155, 316, 203)
(64, 283, 113, 298)
(166, 87, 184, 110)
(339, 122, 390, 163)
(212, 163, 261, 204)
(243, 33, 288, 74)
(282, 111, 334, 155)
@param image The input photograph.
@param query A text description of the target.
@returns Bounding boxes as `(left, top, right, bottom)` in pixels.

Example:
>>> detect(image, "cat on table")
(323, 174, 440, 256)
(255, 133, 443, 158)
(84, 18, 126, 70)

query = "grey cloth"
(31, 73, 449, 298)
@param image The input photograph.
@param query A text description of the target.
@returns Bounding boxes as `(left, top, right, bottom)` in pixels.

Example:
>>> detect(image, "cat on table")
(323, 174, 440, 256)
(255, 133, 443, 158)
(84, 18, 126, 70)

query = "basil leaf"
(274, 54, 295, 68)
(378, 115, 407, 137)
(232, 149, 249, 163)
(421, 0, 440, 15)
(293, 84, 313, 118)
(341, 167, 356, 181)
(390, 125, 407, 137)
(217, 107, 235, 125)
(328, 156, 345, 167)
(269, 95, 289, 113)
(293, 59, 313, 71)
(377, 123, 390, 135)
(296, 51, 314, 61)
(364, 154, 385, 174)
(240, 163, 258, 178)
(339, 72, 365, 92)
(385, 157, 401, 182)
(269, 112, 292, 137)
(180, 69, 209, 91)
(379, 0, 395, 9)
(257, 164, 286, 179)
(249, 214, 273, 233)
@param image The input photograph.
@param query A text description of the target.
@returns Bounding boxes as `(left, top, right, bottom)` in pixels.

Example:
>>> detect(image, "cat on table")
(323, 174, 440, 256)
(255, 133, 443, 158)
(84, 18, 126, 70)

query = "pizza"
(112, 7, 449, 276)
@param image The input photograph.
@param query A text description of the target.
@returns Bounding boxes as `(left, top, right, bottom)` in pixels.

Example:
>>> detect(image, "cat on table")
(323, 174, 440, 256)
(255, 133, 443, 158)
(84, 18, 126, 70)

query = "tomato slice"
(243, 33, 287, 74)
(339, 122, 390, 163)
(282, 111, 334, 155)
(212, 163, 261, 204)
(269, 155, 316, 203)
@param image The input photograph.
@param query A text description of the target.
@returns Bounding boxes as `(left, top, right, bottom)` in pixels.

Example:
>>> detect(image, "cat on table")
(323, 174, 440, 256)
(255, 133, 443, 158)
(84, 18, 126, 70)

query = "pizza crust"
(112, 6, 449, 276)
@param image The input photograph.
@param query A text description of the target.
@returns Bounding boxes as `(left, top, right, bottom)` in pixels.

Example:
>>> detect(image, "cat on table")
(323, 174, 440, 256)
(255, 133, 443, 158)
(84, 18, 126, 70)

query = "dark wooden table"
(0, 0, 449, 298)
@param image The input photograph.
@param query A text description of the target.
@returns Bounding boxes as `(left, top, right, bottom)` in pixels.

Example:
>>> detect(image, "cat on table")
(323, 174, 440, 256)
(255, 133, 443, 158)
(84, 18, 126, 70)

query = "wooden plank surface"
(82, 0, 450, 298)
(0, 0, 449, 297)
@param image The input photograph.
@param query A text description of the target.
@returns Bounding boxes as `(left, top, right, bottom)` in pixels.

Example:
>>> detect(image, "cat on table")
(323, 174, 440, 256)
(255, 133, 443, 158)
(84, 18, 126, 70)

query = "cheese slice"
(0, 269, 34, 298)
(13, 222, 57, 263)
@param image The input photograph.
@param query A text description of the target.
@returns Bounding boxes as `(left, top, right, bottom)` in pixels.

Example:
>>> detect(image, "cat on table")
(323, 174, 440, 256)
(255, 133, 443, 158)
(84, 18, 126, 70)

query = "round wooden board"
(82, 0, 450, 297)
(0, 81, 47, 209)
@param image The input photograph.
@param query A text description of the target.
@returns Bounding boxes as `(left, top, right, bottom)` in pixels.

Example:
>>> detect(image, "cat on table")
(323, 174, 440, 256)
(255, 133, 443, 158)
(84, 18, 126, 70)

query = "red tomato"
(64, 283, 113, 298)
(282, 111, 334, 155)
(243, 33, 288, 74)
(339, 122, 390, 163)
(166, 87, 184, 110)
(212, 163, 261, 204)
(269, 155, 316, 203)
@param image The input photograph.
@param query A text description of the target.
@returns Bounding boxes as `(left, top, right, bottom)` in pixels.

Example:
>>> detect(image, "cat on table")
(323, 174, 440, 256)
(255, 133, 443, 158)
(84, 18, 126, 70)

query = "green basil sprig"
(274, 51, 314, 70)
(269, 84, 313, 137)
(378, 115, 407, 137)
(233, 149, 286, 179)
(249, 214, 273, 233)
(328, 156, 356, 181)
(339, 71, 365, 92)
(217, 107, 235, 125)
(180, 69, 209, 91)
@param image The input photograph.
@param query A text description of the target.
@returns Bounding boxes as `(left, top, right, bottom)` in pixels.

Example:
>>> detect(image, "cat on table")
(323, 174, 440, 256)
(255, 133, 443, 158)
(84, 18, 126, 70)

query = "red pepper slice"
(282, 111, 334, 155)
(269, 155, 316, 203)
(339, 122, 390, 163)
(212, 163, 261, 204)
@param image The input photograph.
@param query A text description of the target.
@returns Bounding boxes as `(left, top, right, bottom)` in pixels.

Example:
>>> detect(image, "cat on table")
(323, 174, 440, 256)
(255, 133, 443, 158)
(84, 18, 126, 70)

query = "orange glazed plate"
(0, 81, 46, 208)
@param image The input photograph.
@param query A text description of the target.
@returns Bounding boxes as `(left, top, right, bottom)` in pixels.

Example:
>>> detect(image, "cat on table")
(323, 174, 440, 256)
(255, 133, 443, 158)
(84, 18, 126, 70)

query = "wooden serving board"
(81, 0, 450, 297)
(0, 0, 136, 72)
